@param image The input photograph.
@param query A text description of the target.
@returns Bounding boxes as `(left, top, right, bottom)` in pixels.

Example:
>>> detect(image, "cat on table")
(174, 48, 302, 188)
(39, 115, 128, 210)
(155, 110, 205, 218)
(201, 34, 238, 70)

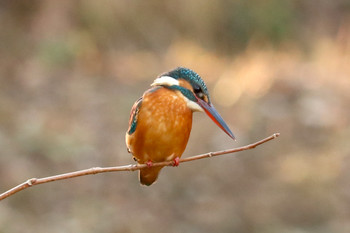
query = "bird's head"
(151, 67, 235, 140)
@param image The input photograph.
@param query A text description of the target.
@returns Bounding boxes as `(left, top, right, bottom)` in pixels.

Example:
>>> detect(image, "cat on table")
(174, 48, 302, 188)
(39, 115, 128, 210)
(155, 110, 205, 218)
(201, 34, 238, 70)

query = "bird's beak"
(197, 98, 235, 140)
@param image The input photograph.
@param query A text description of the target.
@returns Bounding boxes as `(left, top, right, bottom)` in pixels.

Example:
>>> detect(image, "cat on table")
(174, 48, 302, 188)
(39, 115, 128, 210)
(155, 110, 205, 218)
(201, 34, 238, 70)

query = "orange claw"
(173, 157, 180, 167)
(146, 160, 153, 167)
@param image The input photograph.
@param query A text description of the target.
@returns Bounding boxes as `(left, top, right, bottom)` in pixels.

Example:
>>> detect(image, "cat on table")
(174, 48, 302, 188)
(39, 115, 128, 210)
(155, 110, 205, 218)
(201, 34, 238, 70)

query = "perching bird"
(126, 67, 235, 185)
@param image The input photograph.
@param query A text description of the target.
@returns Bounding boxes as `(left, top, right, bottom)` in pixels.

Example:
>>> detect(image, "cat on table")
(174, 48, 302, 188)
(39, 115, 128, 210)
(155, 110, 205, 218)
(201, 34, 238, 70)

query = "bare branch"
(0, 133, 279, 201)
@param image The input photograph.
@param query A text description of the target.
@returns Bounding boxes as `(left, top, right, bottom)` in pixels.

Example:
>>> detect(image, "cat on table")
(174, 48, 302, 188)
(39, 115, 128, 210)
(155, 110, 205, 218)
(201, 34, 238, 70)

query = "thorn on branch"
(27, 178, 37, 186)
(91, 167, 101, 175)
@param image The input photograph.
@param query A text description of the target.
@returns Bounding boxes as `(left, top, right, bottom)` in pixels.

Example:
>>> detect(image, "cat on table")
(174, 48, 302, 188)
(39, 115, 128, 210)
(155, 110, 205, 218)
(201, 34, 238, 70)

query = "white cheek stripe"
(151, 76, 180, 87)
(151, 75, 204, 112)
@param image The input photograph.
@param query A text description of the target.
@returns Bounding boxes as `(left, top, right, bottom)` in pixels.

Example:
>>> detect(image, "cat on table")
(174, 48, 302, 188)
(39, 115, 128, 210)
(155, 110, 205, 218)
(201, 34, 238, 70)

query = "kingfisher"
(126, 67, 235, 186)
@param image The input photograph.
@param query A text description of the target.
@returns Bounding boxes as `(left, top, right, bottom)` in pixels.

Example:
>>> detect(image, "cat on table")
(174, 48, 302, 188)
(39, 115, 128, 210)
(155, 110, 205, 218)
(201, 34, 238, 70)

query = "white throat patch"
(151, 76, 179, 87)
(151, 75, 204, 112)
(186, 99, 204, 112)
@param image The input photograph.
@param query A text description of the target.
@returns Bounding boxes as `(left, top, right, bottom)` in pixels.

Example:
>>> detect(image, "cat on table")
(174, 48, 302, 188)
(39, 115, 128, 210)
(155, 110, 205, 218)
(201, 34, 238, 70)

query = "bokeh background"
(1, 0, 350, 232)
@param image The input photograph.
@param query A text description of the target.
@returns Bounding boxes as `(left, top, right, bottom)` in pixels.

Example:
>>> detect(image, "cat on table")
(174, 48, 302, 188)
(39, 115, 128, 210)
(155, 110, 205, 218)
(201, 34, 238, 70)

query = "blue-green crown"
(161, 67, 208, 93)
(161, 67, 210, 103)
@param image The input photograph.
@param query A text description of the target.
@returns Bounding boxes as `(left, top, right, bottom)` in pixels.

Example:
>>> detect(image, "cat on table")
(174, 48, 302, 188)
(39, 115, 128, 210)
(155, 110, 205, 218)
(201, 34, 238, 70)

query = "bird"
(126, 67, 235, 186)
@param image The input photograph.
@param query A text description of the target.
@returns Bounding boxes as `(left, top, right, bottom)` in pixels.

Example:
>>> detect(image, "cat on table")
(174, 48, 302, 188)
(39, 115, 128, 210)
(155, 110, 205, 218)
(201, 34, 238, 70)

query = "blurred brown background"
(1, 0, 350, 232)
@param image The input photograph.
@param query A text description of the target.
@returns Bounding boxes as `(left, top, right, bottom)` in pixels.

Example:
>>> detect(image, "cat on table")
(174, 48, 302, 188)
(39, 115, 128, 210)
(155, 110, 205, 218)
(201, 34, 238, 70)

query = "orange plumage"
(126, 67, 235, 185)
(126, 87, 192, 185)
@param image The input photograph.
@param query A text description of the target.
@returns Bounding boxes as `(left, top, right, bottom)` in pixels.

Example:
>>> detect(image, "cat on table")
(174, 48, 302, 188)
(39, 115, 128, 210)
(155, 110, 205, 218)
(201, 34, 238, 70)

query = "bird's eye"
(193, 84, 205, 100)
(193, 84, 201, 94)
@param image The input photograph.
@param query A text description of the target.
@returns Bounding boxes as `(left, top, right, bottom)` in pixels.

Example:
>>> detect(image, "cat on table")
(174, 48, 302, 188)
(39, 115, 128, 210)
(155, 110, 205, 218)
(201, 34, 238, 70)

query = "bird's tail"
(139, 166, 163, 186)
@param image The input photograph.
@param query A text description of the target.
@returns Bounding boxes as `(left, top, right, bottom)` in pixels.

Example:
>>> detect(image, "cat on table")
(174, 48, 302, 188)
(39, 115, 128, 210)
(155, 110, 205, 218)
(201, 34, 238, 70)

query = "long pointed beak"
(197, 98, 235, 140)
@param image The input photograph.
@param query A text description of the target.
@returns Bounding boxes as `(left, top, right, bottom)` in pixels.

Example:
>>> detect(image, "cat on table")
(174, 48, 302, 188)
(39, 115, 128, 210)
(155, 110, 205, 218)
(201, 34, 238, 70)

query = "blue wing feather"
(127, 97, 142, 135)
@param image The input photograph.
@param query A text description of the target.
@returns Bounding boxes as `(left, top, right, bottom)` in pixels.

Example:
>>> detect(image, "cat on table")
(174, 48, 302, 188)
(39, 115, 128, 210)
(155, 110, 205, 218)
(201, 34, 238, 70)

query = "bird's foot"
(172, 157, 180, 167)
(146, 160, 153, 168)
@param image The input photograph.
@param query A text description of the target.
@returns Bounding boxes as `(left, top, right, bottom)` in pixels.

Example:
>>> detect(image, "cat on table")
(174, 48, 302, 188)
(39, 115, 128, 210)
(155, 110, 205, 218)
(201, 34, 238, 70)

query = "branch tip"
(0, 133, 280, 201)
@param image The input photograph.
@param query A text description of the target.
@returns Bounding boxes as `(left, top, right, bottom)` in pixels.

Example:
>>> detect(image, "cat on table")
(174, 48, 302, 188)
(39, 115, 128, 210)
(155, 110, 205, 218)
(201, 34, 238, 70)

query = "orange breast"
(127, 87, 193, 163)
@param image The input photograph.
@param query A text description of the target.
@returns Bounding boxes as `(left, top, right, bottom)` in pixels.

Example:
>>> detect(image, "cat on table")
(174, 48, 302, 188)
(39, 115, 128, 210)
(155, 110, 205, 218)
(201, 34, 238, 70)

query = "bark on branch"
(0, 133, 279, 201)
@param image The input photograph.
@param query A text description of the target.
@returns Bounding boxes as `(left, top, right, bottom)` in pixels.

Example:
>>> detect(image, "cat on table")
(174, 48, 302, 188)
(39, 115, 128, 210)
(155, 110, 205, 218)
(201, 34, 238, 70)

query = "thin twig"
(0, 133, 279, 201)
